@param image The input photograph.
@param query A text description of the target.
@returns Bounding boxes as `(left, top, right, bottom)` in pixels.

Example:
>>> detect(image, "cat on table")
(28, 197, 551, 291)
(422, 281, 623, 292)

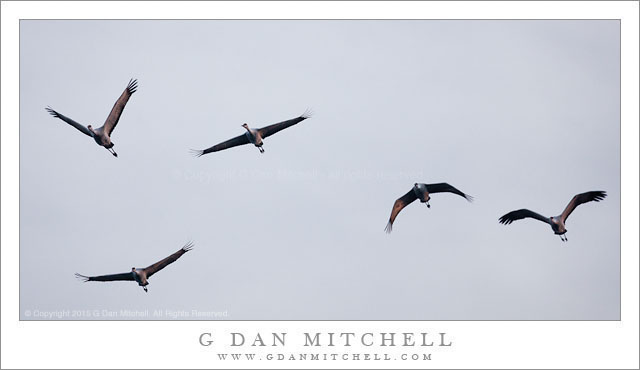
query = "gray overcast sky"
(20, 20, 620, 320)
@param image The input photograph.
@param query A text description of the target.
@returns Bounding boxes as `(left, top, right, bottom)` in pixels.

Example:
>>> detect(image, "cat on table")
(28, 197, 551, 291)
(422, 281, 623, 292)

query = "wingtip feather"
(127, 78, 138, 94)
(189, 149, 205, 158)
(301, 108, 313, 119)
(182, 241, 195, 252)
(593, 190, 607, 201)
(498, 215, 511, 225)
(74, 273, 90, 282)
(45, 106, 58, 117)
(384, 221, 393, 234)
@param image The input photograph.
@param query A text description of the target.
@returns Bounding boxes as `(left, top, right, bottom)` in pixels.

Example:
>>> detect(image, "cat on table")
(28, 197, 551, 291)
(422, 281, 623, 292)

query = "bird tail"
(384, 221, 393, 234)
(74, 273, 90, 282)
(189, 149, 205, 158)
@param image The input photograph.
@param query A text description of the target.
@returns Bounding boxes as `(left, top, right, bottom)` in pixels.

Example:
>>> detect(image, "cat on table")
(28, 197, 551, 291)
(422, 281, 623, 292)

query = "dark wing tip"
(127, 78, 138, 94)
(591, 190, 607, 201)
(182, 241, 195, 252)
(464, 194, 474, 202)
(498, 214, 513, 225)
(45, 106, 58, 117)
(384, 221, 393, 233)
(189, 149, 205, 158)
(74, 273, 90, 282)
(301, 108, 313, 119)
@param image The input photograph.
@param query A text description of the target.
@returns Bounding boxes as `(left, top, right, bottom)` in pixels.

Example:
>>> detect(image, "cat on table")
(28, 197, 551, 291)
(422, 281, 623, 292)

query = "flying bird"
(385, 183, 473, 233)
(498, 191, 607, 241)
(191, 110, 312, 156)
(45, 79, 138, 157)
(75, 241, 193, 292)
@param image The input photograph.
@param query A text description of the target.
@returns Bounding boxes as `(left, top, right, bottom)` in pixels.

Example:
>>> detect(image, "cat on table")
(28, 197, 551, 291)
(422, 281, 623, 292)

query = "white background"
(2, 1, 638, 369)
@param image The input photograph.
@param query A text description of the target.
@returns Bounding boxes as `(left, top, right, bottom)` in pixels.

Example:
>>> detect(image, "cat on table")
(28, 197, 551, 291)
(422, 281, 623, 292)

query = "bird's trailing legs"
(143, 286, 148, 292)
(426, 201, 431, 208)
(559, 234, 568, 242)
(258, 147, 265, 153)
(107, 147, 118, 157)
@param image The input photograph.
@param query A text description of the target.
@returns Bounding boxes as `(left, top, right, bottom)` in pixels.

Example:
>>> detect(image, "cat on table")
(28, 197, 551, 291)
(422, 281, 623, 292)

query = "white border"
(2, 1, 638, 369)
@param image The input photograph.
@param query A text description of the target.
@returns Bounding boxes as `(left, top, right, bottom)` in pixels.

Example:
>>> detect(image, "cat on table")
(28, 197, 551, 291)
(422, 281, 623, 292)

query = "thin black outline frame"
(17, 18, 623, 322)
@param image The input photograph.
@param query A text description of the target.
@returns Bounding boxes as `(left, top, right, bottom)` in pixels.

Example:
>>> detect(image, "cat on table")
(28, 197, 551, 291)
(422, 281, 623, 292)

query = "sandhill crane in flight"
(45, 79, 138, 157)
(191, 110, 312, 156)
(75, 241, 193, 292)
(498, 191, 607, 241)
(385, 183, 473, 233)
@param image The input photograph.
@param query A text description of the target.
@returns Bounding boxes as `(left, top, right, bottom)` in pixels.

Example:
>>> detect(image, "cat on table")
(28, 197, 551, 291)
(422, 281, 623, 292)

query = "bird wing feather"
(257, 112, 310, 139)
(194, 133, 251, 156)
(498, 209, 551, 225)
(385, 188, 418, 233)
(45, 107, 92, 137)
(424, 182, 473, 201)
(560, 191, 607, 223)
(75, 272, 134, 282)
(143, 242, 193, 278)
(102, 79, 138, 135)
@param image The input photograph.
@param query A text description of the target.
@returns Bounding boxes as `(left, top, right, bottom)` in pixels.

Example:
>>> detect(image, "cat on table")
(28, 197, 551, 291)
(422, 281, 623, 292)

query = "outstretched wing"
(498, 209, 551, 225)
(143, 241, 194, 278)
(75, 272, 134, 282)
(102, 79, 138, 135)
(191, 134, 250, 157)
(425, 182, 473, 202)
(257, 110, 311, 139)
(560, 191, 607, 223)
(45, 107, 92, 137)
(385, 188, 418, 233)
